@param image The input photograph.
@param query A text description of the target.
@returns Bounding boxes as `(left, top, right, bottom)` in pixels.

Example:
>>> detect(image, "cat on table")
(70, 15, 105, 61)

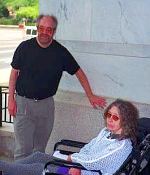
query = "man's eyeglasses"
(104, 112, 120, 121)
(37, 26, 55, 34)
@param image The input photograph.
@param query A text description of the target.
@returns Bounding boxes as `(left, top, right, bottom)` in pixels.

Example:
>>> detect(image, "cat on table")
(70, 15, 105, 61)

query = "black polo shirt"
(11, 38, 80, 99)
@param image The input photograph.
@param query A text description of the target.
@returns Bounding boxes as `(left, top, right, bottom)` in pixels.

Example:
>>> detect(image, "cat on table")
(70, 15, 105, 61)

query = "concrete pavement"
(0, 26, 25, 40)
(0, 27, 25, 85)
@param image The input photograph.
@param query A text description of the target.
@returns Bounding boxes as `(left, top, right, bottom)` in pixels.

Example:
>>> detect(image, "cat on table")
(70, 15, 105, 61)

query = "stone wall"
(39, 0, 150, 105)
(39, 0, 150, 44)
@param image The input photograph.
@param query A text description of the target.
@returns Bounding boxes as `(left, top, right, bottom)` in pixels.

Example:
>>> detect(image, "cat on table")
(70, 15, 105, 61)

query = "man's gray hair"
(36, 14, 58, 30)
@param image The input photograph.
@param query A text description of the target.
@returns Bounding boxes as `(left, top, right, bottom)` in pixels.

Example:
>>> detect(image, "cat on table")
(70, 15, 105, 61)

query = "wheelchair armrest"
(44, 158, 102, 174)
(44, 158, 86, 170)
(54, 139, 87, 151)
(57, 149, 75, 155)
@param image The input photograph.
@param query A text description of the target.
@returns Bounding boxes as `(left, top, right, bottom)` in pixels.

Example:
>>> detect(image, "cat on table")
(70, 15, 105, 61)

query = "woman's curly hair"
(104, 99, 139, 146)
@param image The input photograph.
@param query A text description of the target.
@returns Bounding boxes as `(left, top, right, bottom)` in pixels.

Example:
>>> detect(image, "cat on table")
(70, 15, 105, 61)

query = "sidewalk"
(0, 26, 25, 41)
(0, 24, 18, 28)
(0, 26, 25, 85)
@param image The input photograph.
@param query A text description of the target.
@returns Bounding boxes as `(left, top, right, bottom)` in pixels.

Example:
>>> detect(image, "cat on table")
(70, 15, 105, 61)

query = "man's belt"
(17, 93, 51, 101)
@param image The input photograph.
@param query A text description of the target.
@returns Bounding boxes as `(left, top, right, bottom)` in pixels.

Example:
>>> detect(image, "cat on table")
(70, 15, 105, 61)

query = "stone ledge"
(0, 123, 14, 135)
(59, 40, 150, 58)
(0, 123, 14, 159)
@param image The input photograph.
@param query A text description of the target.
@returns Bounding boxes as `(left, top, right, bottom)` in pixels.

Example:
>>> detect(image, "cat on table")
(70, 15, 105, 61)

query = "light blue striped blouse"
(71, 127, 132, 175)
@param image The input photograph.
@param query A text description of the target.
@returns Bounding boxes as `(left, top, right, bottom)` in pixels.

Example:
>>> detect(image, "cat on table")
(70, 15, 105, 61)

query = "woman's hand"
(67, 155, 72, 162)
(69, 168, 81, 175)
(67, 155, 81, 175)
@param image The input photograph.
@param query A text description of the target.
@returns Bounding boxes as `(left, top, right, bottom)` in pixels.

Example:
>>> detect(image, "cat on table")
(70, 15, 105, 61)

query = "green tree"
(0, 0, 38, 25)
(16, 5, 38, 22)
(6, 0, 38, 10)
(0, 0, 9, 17)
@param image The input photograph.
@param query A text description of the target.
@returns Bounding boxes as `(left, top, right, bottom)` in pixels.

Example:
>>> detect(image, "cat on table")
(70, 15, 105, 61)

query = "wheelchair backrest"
(138, 118, 150, 143)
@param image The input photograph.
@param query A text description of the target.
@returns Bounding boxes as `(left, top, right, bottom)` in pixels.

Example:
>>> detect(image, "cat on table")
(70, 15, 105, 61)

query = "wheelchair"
(43, 118, 150, 175)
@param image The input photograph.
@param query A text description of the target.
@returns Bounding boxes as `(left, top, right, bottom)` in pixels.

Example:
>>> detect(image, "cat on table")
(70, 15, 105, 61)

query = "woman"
(68, 99, 139, 175)
(0, 99, 139, 175)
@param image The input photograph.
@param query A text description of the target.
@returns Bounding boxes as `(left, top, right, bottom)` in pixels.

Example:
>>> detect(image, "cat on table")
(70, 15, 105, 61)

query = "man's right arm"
(8, 68, 19, 117)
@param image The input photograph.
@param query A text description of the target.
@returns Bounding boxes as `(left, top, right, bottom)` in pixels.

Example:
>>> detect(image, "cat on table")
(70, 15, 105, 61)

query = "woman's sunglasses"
(104, 112, 120, 121)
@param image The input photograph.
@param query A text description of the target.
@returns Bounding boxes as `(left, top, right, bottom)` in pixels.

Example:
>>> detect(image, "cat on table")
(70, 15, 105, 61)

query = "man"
(8, 15, 106, 160)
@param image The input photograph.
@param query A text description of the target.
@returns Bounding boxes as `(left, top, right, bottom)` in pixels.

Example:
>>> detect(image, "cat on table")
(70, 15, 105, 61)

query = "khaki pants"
(14, 95, 55, 160)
